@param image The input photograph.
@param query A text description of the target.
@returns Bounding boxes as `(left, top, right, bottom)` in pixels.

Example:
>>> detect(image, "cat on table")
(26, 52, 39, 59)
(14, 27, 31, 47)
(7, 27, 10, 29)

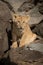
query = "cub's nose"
(20, 27, 22, 29)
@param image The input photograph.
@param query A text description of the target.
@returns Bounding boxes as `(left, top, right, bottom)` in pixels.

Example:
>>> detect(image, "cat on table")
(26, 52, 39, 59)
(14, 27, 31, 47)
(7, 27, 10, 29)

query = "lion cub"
(11, 13, 37, 48)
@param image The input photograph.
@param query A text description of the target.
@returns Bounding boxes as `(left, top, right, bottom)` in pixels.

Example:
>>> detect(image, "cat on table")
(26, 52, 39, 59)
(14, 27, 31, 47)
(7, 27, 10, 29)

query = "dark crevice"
(6, 30, 12, 50)
(6, 20, 13, 51)
(0, 57, 18, 65)
(31, 25, 36, 30)
(34, 0, 39, 5)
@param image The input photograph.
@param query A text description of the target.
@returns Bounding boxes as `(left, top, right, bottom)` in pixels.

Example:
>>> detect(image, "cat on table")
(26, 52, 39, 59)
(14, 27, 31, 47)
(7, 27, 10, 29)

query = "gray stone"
(18, 2, 34, 12)
(39, 2, 43, 14)
(29, 39, 43, 53)
(32, 20, 43, 37)
(9, 47, 43, 65)
(0, 1, 12, 57)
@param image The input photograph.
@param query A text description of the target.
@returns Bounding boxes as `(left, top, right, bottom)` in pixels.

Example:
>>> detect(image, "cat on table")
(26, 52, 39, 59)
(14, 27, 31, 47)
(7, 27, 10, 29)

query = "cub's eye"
(18, 21, 20, 23)
(23, 21, 24, 23)
(14, 16, 16, 18)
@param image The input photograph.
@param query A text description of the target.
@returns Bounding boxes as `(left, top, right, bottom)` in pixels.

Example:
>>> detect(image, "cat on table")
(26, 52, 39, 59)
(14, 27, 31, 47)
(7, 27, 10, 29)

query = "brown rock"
(0, 1, 12, 58)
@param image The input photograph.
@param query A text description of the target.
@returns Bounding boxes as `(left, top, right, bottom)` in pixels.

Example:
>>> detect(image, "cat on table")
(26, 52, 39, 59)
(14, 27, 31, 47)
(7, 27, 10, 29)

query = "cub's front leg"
(19, 33, 37, 47)
(19, 34, 28, 47)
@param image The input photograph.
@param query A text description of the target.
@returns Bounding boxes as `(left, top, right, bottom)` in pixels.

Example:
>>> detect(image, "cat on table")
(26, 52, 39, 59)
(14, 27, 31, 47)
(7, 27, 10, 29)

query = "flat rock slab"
(9, 46, 43, 65)
(27, 6, 43, 25)
(29, 39, 43, 53)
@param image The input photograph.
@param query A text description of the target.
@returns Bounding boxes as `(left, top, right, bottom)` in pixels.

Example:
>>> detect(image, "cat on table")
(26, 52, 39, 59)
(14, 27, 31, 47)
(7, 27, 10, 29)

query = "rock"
(29, 39, 43, 53)
(4, 0, 28, 12)
(27, 6, 43, 25)
(9, 46, 43, 64)
(38, 2, 43, 14)
(0, 1, 12, 22)
(34, 62, 43, 65)
(18, 2, 34, 12)
(0, 1, 12, 58)
(0, 57, 17, 65)
(32, 20, 43, 37)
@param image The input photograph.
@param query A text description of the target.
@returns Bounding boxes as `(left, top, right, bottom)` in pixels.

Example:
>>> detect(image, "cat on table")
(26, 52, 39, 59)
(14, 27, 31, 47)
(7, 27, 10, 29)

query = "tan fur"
(11, 12, 37, 48)
(11, 41, 17, 48)
(11, 12, 30, 23)
(19, 24, 37, 47)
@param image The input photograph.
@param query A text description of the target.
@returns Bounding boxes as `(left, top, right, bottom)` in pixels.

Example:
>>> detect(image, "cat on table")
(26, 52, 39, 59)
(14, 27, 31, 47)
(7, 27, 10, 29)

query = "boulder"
(0, 1, 12, 58)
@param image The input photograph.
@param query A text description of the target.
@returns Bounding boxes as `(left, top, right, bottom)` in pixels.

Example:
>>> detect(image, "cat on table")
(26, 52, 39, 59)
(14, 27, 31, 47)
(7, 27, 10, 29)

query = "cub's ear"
(27, 15, 30, 21)
(27, 15, 30, 19)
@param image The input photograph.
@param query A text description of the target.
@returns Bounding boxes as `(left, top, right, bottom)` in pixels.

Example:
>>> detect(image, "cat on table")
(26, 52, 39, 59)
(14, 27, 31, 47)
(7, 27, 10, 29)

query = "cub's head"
(12, 13, 30, 29)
